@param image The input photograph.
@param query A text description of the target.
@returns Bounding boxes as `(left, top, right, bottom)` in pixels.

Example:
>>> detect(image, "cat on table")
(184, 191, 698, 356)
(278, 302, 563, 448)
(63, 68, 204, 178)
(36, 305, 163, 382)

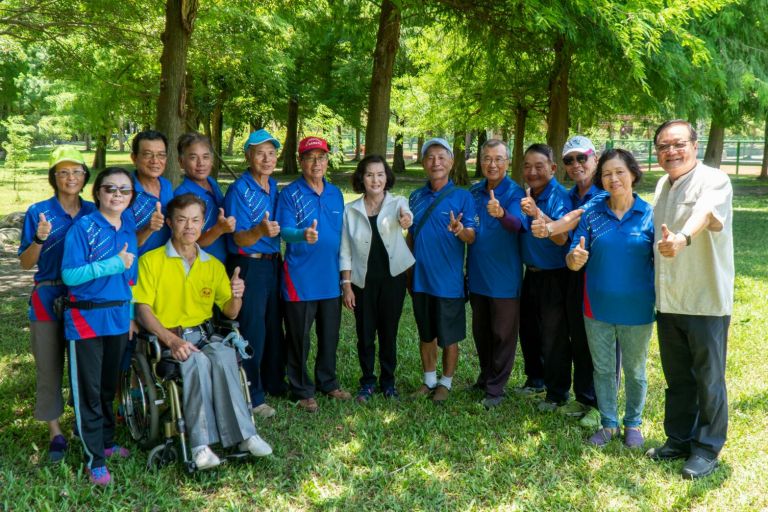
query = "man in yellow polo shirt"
(134, 193, 272, 470)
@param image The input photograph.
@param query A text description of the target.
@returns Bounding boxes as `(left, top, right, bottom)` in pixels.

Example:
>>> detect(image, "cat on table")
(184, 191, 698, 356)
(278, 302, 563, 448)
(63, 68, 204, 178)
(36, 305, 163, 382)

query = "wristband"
(546, 223, 553, 237)
(340, 279, 351, 286)
(680, 232, 692, 246)
(33, 234, 47, 245)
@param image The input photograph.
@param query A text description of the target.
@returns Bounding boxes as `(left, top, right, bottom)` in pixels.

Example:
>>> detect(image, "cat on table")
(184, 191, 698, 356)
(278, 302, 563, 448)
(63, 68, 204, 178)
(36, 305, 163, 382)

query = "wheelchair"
(119, 318, 255, 472)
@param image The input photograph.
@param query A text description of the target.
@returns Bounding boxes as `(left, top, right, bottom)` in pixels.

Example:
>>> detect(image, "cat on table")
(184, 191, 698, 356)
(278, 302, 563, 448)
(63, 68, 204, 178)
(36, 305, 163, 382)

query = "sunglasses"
(563, 153, 591, 166)
(100, 185, 133, 196)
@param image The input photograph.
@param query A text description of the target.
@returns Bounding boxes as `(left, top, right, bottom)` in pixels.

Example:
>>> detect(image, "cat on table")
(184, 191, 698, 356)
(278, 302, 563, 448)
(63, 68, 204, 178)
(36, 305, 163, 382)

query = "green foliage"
(1, 115, 33, 190)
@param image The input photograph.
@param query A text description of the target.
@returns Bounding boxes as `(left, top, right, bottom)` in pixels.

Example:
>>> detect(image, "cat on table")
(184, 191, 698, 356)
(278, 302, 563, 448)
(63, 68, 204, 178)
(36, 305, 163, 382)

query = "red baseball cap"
(298, 136, 329, 155)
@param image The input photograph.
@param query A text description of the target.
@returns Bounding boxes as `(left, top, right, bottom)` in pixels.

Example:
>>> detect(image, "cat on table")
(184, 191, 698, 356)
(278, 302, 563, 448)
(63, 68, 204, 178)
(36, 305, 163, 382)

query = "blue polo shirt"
(223, 171, 280, 255)
(520, 177, 571, 269)
(61, 210, 138, 340)
(569, 184, 605, 210)
(467, 177, 525, 298)
(19, 196, 97, 322)
(570, 194, 655, 325)
(174, 176, 227, 263)
(276, 176, 343, 302)
(132, 173, 173, 256)
(409, 180, 477, 299)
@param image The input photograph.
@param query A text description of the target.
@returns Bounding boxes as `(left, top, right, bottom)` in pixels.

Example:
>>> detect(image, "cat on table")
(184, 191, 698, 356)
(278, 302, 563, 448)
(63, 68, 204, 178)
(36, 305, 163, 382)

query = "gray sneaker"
(514, 385, 546, 398)
(481, 396, 504, 409)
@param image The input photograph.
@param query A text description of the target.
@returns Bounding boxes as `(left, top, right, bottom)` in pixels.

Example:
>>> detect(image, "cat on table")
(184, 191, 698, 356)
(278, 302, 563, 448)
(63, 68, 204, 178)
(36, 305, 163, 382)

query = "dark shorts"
(412, 292, 466, 347)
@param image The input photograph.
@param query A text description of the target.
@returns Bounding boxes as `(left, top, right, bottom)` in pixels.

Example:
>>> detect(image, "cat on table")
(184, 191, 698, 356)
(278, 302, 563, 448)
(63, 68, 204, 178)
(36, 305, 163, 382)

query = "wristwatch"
(546, 223, 553, 237)
(680, 232, 691, 246)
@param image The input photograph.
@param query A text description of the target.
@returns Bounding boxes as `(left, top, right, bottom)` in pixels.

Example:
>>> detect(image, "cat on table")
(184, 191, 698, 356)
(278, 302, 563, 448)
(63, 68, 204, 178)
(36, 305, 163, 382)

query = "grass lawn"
(1, 148, 767, 510)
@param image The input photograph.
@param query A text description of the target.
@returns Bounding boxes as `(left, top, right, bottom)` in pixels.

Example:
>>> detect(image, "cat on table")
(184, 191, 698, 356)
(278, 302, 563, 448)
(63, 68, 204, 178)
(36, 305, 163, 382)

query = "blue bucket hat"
(421, 137, 453, 159)
(244, 129, 281, 151)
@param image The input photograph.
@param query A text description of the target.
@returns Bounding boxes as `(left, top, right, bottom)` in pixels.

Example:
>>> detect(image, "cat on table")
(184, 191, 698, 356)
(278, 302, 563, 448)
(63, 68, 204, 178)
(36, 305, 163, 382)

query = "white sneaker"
(252, 403, 276, 419)
(193, 446, 221, 470)
(239, 434, 272, 457)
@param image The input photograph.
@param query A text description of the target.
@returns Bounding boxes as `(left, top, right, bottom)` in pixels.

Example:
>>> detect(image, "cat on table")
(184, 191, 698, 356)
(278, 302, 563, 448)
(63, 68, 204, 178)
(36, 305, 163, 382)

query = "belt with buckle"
(242, 252, 280, 260)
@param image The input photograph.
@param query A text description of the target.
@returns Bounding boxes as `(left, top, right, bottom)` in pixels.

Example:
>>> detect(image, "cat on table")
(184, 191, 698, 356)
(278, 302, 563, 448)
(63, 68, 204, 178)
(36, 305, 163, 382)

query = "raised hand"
(216, 208, 236, 233)
(399, 207, 413, 229)
(570, 236, 589, 268)
(230, 266, 245, 298)
(259, 210, 280, 237)
(149, 202, 165, 232)
(118, 242, 135, 269)
(531, 217, 549, 238)
(487, 189, 503, 218)
(36, 213, 52, 241)
(520, 188, 539, 218)
(448, 210, 464, 235)
(304, 219, 319, 244)
(657, 223, 685, 258)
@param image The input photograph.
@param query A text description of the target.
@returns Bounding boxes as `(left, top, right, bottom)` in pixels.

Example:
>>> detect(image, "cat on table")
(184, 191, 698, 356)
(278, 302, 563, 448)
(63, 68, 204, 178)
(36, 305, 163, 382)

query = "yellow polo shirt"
(134, 242, 232, 328)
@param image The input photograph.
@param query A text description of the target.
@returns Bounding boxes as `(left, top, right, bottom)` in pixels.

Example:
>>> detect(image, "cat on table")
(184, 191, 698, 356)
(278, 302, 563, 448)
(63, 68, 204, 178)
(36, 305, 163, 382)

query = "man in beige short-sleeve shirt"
(645, 120, 734, 480)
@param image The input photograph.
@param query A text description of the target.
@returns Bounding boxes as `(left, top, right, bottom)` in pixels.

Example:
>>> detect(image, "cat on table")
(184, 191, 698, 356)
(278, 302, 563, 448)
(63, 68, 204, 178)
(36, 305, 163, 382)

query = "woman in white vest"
(340, 155, 415, 401)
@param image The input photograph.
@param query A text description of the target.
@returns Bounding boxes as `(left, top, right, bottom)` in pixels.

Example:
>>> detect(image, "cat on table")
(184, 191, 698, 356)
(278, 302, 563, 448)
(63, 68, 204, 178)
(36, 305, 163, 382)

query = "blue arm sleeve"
(61, 255, 126, 286)
(281, 227, 307, 244)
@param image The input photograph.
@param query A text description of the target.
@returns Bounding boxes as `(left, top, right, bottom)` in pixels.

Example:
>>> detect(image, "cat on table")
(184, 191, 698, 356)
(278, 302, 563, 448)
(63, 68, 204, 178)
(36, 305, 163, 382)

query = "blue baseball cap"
(244, 129, 281, 151)
(421, 137, 453, 159)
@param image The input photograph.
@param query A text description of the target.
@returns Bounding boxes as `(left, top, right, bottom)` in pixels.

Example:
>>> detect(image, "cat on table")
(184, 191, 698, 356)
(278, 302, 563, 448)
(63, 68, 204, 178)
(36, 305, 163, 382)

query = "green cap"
(48, 146, 86, 170)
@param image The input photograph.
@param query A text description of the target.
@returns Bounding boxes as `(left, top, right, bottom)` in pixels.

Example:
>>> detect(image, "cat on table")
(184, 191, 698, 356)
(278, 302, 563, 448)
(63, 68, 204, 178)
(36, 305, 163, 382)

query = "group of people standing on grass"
(21, 118, 733, 485)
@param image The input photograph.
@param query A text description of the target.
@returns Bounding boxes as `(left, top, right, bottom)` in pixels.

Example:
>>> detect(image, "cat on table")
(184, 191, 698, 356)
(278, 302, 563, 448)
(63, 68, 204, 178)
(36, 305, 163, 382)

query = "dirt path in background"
(0, 246, 34, 299)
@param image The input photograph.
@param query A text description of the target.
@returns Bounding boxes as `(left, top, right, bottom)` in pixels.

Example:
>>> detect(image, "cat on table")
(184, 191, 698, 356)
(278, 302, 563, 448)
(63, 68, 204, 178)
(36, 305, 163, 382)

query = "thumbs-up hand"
(399, 207, 413, 229)
(568, 236, 589, 270)
(531, 217, 549, 238)
(216, 208, 236, 234)
(520, 188, 539, 218)
(487, 189, 503, 218)
(657, 223, 686, 258)
(118, 242, 135, 270)
(230, 266, 245, 298)
(304, 219, 319, 244)
(448, 210, 464, 235)
(259, 210, 280, 237)
(149, 202, 164, 232)
(36, 213, 52, 242)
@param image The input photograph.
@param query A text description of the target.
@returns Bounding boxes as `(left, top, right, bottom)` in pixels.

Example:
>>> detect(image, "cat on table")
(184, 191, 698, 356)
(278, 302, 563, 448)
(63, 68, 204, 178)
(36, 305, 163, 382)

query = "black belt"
(64, 300, 127, 310)
(240, 252, 280, 260)
(34, 279, 64, 289)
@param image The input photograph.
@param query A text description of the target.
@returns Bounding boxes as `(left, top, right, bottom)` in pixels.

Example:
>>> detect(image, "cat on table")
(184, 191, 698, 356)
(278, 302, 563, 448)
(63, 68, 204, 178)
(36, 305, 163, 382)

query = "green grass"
(1, 153, 767, 510)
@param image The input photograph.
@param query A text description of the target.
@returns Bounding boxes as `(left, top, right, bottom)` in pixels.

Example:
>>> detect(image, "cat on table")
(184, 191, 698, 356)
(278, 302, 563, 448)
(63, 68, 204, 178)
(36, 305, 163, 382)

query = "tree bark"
(354, 126, 361, 161)
(393, 131, 405, 173)
(336, 125, 344, 161)
(474, 129, 487, 178)
(92, 134, 107, 170)
(546, 36, 572, 181)
(364, 0, 401, 157)
(211, 96, 223, 179)
(511, 105, 528, 185)
(85, 133, 91, 152)
(759, 115, 768, 180)
(226, 124, 237, 155)
(155, 0, 197, 185)
(703, 117, 726, 169)
(281, 96, 299, 175)
(118, 118, 126, 153)
(416, 134, 424, 164)
(450, 131, 469, 186)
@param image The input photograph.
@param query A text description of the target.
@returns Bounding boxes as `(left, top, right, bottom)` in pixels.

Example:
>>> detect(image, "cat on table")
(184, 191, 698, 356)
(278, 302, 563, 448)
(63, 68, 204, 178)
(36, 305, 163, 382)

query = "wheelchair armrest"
(214, 318, 240, 331)
(138, 332, 163, 365)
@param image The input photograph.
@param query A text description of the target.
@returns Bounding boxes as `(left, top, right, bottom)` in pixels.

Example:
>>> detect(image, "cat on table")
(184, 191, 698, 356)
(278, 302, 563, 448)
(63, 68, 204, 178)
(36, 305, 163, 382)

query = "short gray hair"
(480, 139, 510, 159)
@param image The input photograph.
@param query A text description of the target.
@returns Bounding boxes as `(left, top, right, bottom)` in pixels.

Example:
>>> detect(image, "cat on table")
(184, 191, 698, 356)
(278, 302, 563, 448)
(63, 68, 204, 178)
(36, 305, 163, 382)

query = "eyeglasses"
(302, 155, 328, 164)
(139, 151, 168, 160)
(563, 153, 590, 166)
(655, 140, 690, 153)
(481, 157, 508, 166)
(100, 185, 133, 196)
(55, 169, 86, 178)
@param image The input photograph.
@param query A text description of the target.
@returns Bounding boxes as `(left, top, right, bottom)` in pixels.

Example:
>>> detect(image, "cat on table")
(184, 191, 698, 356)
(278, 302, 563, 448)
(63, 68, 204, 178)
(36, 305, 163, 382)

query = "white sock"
(192, 445, 206, 456)
(438, 375, 453, 390)
(424, 371, 437, 388)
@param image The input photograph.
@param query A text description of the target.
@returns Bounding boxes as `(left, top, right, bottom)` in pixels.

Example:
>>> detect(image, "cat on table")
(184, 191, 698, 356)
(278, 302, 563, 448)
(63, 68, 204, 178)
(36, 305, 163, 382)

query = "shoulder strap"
(413, 186, 455, 241)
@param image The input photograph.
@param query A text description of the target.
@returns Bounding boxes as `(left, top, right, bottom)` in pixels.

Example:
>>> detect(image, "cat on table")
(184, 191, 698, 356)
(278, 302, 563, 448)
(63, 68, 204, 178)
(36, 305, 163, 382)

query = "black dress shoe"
(645, 442, 690, 461)
(681, 454, 718, 479)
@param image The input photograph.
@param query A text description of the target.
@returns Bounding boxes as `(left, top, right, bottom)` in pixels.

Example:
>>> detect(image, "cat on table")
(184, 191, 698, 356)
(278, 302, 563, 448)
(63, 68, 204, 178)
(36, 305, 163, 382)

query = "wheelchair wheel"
(121, 351, 160, 448)
(147, 443, 178, 470)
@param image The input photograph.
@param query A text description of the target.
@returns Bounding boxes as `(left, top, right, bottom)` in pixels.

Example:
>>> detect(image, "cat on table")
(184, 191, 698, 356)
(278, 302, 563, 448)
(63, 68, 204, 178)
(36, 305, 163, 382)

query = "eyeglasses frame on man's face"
(481, 157, 508, 166)
(562, 152, 591, 166)
(139, 151, 168, 161)
(655, 140, 691, 154)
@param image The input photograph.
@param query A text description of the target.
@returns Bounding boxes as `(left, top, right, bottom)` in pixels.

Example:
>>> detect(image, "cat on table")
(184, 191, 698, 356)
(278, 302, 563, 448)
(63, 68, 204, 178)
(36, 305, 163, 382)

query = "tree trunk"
(155, 0, 197, 185)
(85, 133, 91, 152)
(511, 105, 528, 185)
(118, 118, 126, 152)
(393, 131, 405, 173)
(203, 112, 211, 139)
(92, 134, 107, 170)
(354, 126, 361, 161)
(416, 135, 424, 164)
(211, 97, 223, 179)
(474, 129, 487, 178)
(450, 131, 469, 186)
(704, 117, 726, 169)
(281, 96, 299, 175)
(546, 36, 572, 181)
(364, 0, 401, 157)
(250, 117, 264, 131)
(336, 125, 344, 161)
(759, 115, 768, 180)
(226, 124, 237, 155)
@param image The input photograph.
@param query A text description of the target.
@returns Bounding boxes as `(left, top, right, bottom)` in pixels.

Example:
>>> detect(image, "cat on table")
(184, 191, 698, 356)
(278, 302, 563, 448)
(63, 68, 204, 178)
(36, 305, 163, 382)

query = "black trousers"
(565, 270, 597, 407)
(519, 267, 570, 402)
(469, 293, 520, 399)
(229, 256, 287, 402)
(284, 298, 341, 400)
(352, 273, 407, 390)
(69, 333, 128, 469)
(656, 312, 730, 458)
